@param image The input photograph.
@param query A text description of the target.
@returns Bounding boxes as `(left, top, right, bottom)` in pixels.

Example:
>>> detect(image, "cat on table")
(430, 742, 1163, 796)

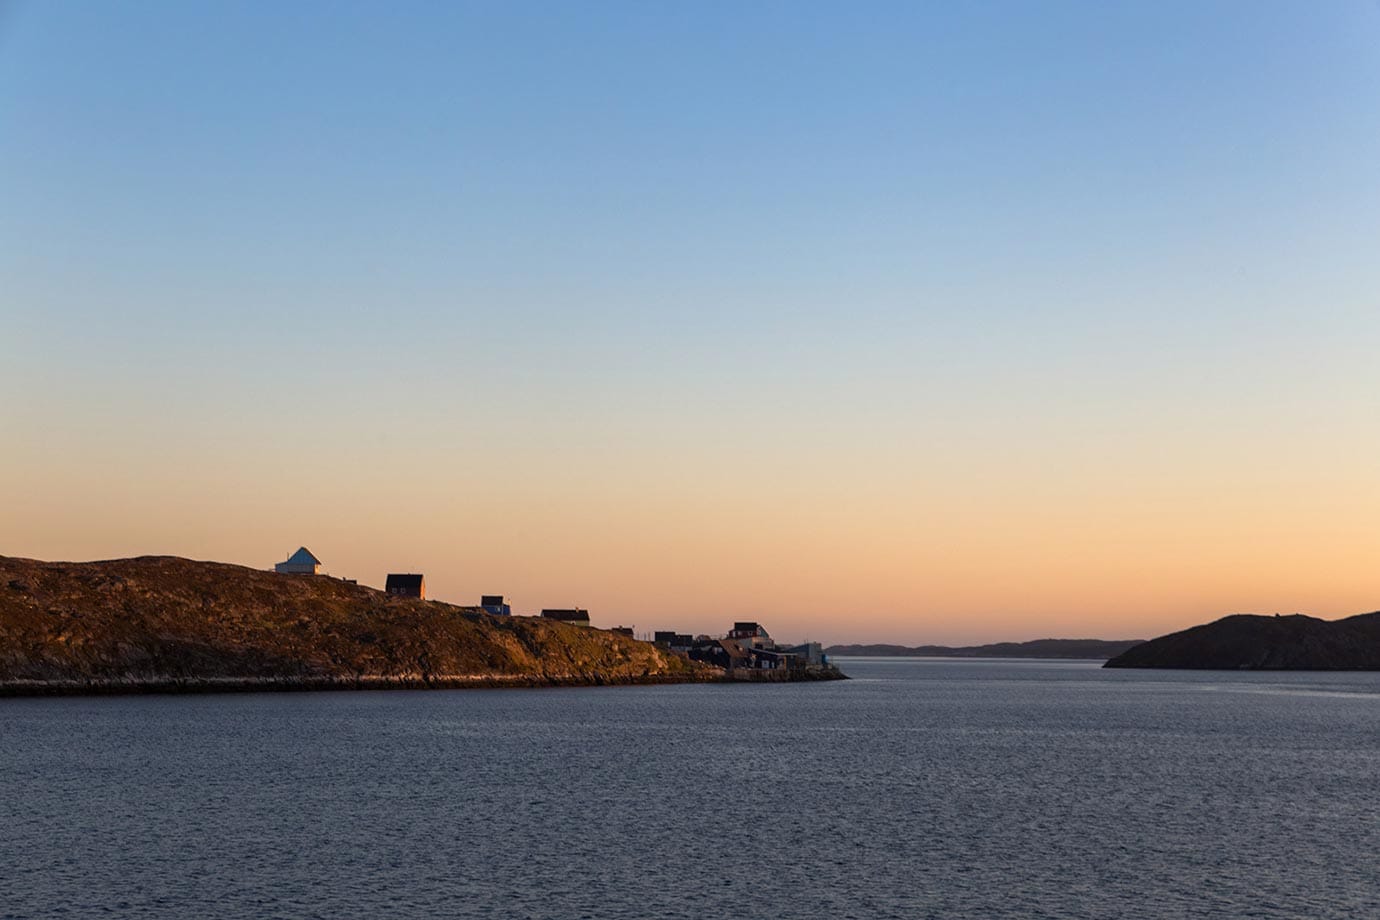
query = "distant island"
(0, 555, 840, 696)
(1104, 611, 1380, 670)
(827, 638, 1145, 660)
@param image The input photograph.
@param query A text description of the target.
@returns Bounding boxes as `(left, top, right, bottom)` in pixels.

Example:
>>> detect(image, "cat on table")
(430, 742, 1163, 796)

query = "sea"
(2, 658, 1378, 919)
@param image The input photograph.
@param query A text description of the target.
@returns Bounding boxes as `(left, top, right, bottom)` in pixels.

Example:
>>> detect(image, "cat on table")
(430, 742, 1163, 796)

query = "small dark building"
(385, 573, 426, 599)
(610, 626, 635, 637)
(541, 608, 590, 627)
(480, 595, 512, 616)
(688, 638, 751, 670)
(652, 631, 694, 650)
(749, 647, 794, 670)
(729, 621, 767, 639)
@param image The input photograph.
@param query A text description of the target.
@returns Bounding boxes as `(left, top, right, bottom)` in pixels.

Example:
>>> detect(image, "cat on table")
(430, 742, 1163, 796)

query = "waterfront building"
(786, 642, 826, 666)
(728, 621, 773, 649)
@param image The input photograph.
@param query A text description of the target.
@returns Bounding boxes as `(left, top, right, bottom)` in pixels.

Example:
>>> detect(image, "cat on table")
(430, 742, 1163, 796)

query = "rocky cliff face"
(0, 555, 715, 694)
(1104, 611, 1380, 670)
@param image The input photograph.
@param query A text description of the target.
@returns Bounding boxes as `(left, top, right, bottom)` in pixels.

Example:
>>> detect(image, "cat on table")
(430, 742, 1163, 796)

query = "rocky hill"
(827, 638, 1144, 659)
(0, 555, 715, 695)
(1103, 612, 1380, 670)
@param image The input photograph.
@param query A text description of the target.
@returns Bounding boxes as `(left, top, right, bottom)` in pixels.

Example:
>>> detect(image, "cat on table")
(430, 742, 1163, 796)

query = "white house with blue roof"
(274, 547, 322, 575)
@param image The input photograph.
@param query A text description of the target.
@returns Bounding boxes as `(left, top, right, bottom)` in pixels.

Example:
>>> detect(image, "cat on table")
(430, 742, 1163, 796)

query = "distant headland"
(826, 638, 1145, 660)
(1104, 611, 1380, 670)
(0, 554, 843, 696)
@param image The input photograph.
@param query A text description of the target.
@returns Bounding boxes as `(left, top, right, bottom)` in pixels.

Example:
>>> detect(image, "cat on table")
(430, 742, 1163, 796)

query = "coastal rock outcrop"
(0, 555, 717, 694)
(1103, 611, 1380, 670)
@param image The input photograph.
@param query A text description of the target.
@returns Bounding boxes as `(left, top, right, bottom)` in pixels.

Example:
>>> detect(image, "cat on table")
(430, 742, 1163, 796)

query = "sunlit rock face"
(0, 555, 715, 694)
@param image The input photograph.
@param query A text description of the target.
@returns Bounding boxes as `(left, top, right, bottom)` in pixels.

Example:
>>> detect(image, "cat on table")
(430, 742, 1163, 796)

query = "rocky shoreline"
(0, 555, 846, 697)
(0, 667, 847, 698)
(0, 670, 732, 698)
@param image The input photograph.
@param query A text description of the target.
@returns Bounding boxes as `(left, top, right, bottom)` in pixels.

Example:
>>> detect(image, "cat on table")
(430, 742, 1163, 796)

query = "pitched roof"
(717, 639, 751, 661)
(386, 573, 425, 591)
(285, 547, 321, 565)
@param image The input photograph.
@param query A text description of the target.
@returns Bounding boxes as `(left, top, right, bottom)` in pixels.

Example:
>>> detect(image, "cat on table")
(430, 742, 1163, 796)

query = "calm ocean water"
(3, 658, 1379, 919)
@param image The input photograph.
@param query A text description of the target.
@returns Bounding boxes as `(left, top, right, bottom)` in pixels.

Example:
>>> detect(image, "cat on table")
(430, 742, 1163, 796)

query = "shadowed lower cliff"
(1104, 611, 1380, 670)
(0, 555, 716, 694)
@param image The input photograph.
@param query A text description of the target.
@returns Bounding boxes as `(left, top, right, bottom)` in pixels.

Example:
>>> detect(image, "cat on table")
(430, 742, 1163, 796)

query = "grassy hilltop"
(0, 555, 714, 695)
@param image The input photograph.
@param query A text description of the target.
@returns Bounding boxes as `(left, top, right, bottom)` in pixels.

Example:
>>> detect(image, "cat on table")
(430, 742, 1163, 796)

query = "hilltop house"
(386, 573, 426, 599)
(480, 595, 512, 616)
(274, 547, 322, 575)
(541, 608, 590, 627)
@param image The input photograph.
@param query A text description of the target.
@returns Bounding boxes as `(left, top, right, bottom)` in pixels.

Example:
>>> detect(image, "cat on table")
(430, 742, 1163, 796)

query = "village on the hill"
(273, 546, 837, 678)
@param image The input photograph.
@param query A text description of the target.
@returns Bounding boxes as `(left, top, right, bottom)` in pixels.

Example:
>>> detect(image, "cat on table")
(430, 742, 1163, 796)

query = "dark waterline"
(3, 658, 1378, 919)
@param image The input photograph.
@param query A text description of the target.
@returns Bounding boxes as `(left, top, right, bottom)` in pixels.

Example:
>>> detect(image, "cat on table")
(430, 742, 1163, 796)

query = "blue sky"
(4, 2, 1380, 641)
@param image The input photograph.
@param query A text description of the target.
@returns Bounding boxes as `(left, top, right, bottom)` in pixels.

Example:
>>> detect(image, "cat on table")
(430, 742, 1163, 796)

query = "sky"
(3, 1, 1380, 644)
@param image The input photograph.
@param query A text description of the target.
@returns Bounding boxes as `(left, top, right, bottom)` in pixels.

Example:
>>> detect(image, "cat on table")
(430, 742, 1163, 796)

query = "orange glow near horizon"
(9, 406, 1380, 646)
